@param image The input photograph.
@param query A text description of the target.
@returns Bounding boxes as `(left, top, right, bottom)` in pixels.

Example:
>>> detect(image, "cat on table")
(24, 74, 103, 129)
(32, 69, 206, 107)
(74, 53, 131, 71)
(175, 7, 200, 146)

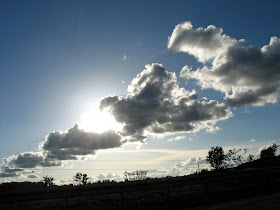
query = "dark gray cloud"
(14, 152, 49, 168)
(180, 36, 280, 107)
(1, 125, 123, 176)
(167, 21, 236, 63)
(1, 152, 60, 177)
(3, 152, 59, 170)
(43, 124, 122, 160)
(100, 63, 232, 141)
(0, 167, 24, 177)
(0, 172, 18, 177)
(27, 174, 39, 179)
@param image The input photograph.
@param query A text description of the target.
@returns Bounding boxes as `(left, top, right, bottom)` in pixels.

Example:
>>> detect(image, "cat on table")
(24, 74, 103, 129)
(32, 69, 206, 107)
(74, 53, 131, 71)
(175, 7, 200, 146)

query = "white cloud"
(95, 173, 123, 182)
(174, 22, 280, 107)
(148, 156, 208, 178)
(175, 157, 206, 169)
(168, 21, 237, 63)
(148, 167, 181, 178)
(257, 141, 280, 156)
(168, 136, 186, 142)
(250, 139, 256, 142)
(101, 63, 232, 141)
(123, 53, 127, 61)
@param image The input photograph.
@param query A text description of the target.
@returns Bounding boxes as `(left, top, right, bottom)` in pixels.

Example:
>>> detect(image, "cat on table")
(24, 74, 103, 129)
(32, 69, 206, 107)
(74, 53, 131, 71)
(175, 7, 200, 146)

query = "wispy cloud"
(168, 136, 186, 142)
(123, 53, 127, 61)
(27, 174, 39, 179)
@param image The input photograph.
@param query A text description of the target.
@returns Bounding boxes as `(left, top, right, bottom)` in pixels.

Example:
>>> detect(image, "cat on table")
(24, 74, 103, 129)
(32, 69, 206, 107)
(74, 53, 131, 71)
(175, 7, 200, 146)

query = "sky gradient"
(1, 0, 280, 183)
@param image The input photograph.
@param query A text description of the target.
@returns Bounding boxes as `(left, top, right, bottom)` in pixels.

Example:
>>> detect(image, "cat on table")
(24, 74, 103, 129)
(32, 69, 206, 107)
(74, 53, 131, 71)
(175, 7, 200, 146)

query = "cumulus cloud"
(42, 124, 122, 161)
(3, 152, 58, 169)
(257, 141, 280, 157)
(173, 156, 208, 175)
(148, 157, 208, 178)
(148, 168, 181, 178)
(96, 173, 123, 182)
(1, 152, 59, 177)
(167, 21, 236, 63)
(175, 157, 206, 169)
(0, 170, 21, 178)
(0, 166, 38, 178)
(1, 125, 123, 177)
(100, 63, 232, 141)
(173, 22, 280, 107)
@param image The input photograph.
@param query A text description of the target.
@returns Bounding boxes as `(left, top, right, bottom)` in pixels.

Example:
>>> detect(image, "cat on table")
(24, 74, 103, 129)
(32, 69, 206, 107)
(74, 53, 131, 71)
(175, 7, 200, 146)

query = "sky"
(1, 0, 280, 184)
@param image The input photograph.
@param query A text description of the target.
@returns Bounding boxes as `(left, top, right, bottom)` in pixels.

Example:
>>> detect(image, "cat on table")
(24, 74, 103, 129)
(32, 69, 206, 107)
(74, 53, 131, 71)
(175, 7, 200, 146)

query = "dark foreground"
(1, 167, 280, 209)
(196, 192, 280, 209)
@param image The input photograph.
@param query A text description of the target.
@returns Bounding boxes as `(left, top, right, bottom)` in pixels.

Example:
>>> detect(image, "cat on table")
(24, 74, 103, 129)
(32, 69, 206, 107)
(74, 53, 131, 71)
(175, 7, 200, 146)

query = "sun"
(78, 104, 122, 133)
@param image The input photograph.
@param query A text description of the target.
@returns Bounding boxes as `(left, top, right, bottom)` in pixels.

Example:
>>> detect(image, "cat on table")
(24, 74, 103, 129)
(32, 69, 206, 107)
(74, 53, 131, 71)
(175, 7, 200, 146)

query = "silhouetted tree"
(247, 154, 255, 162)
(124, 170, 147, 181)
(206, 146, 226, 170)
(260, 143, 279, 160)
(42, 176, 54, 187)
(226, 148, 248, 167)
(74, 172, 89, 185)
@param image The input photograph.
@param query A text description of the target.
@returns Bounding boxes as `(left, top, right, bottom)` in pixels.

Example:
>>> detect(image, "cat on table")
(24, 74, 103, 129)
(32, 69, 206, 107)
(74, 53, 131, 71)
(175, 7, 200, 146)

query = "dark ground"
(1, 166, 280, 209)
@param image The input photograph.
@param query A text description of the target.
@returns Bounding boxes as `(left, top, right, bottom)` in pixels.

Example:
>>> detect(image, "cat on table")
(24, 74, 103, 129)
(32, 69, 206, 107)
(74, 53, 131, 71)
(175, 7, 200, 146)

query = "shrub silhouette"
(42, 176, 54, 187)
(74, 172, 89, 185)
(206, 146, 226, 170)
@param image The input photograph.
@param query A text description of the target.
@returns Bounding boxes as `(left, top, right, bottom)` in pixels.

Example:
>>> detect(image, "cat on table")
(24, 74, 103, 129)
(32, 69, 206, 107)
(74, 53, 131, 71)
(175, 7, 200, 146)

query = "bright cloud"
(123, 53, 127, 61)
(168, 136, 186, 142)
(148, 156, 208, 178)
(78, 106, 123, 133)
(172, 22, 280, 107)
(167, 21, 236, 63)
(3, 20, 280, 182)
(100, 63, 232, 142)
(1, 63, 232, 178)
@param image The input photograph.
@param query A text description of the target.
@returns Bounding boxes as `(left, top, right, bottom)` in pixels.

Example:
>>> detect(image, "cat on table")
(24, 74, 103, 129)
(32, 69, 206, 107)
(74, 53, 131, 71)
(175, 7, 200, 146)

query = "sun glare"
(78, 105, 122, 133)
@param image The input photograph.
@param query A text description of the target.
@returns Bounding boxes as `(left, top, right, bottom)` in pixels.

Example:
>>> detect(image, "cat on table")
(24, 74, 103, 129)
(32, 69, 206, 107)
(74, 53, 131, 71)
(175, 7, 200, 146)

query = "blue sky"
(1, 0, 280, 183)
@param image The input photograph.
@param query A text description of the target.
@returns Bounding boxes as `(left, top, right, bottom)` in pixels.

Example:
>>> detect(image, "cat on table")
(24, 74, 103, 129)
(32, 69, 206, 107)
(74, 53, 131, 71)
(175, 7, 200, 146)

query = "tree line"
(206, 142, 279, 170)
(42, 143, 279, 186)
(42, 172, 89, 187)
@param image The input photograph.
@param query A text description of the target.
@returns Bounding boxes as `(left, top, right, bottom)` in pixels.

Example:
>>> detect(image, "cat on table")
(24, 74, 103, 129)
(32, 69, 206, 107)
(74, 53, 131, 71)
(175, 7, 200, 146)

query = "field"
(1, 167, 280, 209)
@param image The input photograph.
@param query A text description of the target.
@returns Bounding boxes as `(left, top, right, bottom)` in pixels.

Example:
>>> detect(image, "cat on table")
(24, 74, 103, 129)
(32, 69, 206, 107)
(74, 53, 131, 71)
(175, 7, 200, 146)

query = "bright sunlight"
(78, 104, 122, 133)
